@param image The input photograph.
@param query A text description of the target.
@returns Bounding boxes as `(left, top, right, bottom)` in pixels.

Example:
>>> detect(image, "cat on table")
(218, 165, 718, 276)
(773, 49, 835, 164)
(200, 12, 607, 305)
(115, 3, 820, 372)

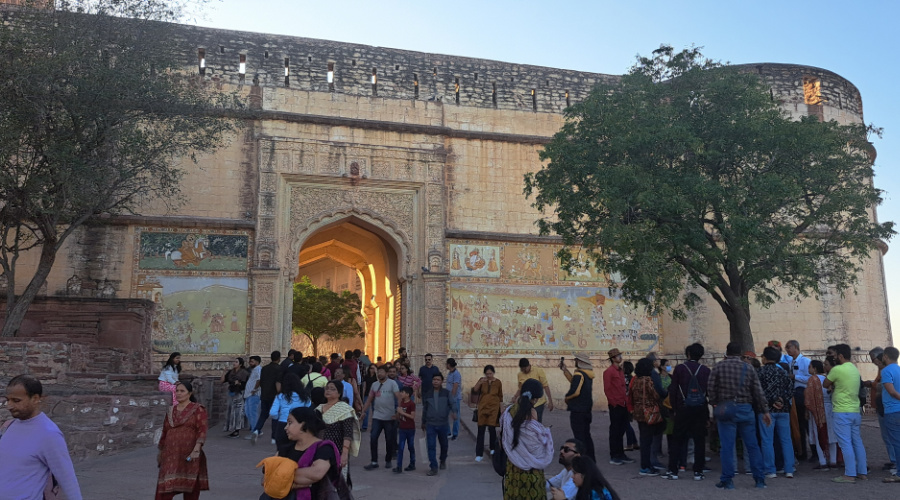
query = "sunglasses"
(560, 446, 575, 453)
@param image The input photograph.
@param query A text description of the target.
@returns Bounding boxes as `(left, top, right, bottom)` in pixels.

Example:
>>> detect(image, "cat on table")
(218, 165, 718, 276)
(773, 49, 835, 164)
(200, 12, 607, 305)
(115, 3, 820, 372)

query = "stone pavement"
(76, 404, 896, 499)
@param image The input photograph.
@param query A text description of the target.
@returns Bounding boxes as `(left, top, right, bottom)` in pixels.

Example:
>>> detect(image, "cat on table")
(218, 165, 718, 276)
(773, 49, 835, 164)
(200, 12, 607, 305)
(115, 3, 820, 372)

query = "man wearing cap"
(560, 353, 597, 461)
(602, 348, 634, 465)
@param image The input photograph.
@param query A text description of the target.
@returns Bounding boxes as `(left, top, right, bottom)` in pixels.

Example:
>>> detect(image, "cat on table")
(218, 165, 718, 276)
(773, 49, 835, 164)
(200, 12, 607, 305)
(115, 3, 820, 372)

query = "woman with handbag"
(277, 407, 350, 500)
(155, 381, 208, 500)
(473, 364, 503, 462)
(499, 378, 554, 500)
(628, 358, 667, 476)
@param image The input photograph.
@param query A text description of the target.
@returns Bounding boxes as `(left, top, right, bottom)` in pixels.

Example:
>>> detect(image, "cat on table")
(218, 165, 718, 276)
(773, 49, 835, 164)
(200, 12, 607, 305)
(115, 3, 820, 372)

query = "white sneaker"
(785, 472, 794, 478)
(475, 456, 483, 462)
(765, 473, 777, 479)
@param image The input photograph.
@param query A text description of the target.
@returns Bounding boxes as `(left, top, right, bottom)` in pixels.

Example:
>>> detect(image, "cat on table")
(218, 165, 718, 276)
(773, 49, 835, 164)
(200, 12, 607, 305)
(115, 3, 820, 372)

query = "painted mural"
(139, 231, 249, 271)
(449, 244, 501, 278)
(449, 283, 658, 354)
(137, 274, 249, 354)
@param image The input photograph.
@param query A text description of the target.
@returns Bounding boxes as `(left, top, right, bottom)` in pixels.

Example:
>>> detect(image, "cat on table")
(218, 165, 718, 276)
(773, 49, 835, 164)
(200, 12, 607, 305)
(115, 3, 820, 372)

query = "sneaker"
(363, 463, 379, 470)
(392, 467, 402, 474)
(244, 434, 253, 440)
(882, 475, 900, 483)
(755, 480, 767, 489)
(490, 450, 495, 455)
(620, 457, 636, 464)
(884, 463, 897, 471)
(639, 468, 659, 476)
(715, 480, 735, 490)
(678, 466, 685, 472)
(765, 473, 777, 479)
(427, 468, 438, 476)
(609, 459, 625, 466)
(439, 461, 446, 470)
(702, 467, 713, 473)
(451, 435, 458, 441)
(475, 456, 483, 462)
(693, 472, 705, 481)
(660, 471, 678, 480)
(776, 469, 785, 474)
(813, 465, 830, 471)
(404, 464, 416, 471)
(785, 472, 794, 478)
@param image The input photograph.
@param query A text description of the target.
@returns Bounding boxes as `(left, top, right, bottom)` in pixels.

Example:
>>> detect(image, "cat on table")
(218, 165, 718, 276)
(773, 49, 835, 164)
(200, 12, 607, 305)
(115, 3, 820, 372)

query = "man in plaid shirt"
(709, 341, 771, 490)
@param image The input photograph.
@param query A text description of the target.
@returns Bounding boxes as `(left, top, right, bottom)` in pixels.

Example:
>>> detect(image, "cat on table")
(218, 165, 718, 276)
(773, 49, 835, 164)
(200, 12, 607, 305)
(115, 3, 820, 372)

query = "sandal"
(832, 476, 856, 483)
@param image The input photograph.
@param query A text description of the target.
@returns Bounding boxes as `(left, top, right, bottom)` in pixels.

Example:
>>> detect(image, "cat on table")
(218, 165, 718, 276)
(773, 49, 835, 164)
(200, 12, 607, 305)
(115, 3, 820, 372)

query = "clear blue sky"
(196, 0, 900, 343)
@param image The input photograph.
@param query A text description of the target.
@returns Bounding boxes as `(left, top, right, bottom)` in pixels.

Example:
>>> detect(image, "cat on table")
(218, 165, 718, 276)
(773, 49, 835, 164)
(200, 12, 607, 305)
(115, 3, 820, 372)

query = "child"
(394, 386, 416, 473)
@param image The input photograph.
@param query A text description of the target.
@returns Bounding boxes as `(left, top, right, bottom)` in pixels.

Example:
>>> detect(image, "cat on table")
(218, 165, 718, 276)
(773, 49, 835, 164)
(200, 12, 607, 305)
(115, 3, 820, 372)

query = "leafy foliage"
(525, 45, 894, 348)
(291, 277, 364, 357)
(0, 0, 241, 336)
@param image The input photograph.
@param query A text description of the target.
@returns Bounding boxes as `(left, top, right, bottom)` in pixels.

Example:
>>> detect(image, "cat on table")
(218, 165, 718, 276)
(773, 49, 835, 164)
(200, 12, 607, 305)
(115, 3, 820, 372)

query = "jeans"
(759, 413, 794, 474)
(254, 398, 274, 435)
(570, 411, 596, 461)
(638, 421, 664, 469)
(450, 400, 462, 437)
(833, 411, 867, 477)
(717, 403, 764, 482)
(625, 421, 638, 446)
(879, 413, 898, 463)
(608, 405, 629, 459)
(244, 395, 260, 432)
(397, 428, 416, 468)
(370, 419, 398, 463)
(475, 425, 497, 457)
(426, 423, 450, 470)
(668, 405, 708, 473)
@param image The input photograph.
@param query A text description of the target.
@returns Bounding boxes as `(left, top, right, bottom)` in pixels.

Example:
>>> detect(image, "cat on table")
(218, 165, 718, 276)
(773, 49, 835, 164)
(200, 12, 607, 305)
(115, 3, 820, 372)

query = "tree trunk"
(726, 303, 754, 353)
(0, 245, 56, 337)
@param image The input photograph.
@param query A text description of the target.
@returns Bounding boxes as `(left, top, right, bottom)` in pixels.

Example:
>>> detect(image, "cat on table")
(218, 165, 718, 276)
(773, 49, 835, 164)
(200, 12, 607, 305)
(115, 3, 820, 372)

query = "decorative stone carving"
(290, 186, 416, 240)
(426, 309, 444, 330)
(426, 282, 444, 306)
(427, 187, 442, 205)
(254, 307, 273, 330)
(261, 173, 277, 193)
(255, 283, 275, 306)
(259, 217, 275, 237)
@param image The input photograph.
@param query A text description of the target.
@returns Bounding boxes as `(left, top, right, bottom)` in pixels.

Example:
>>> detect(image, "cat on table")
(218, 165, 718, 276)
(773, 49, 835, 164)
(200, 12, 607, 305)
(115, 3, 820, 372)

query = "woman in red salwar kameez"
(156, 381, 209, 500)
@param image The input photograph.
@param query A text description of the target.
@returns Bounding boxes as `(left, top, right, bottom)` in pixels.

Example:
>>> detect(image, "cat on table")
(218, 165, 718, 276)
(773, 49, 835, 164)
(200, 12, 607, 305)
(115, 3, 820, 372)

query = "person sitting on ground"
(564, 456, 620, 500)
(547, 438, 584, 500)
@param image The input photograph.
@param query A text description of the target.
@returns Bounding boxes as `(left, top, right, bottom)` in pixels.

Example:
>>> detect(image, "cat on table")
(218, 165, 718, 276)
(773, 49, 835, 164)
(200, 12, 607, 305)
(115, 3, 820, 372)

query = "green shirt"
(826, 362, 861, 413)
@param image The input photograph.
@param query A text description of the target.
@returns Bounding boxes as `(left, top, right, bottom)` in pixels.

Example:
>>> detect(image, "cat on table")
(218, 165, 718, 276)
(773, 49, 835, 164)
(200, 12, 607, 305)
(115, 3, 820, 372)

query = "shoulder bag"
(713, 363, 746, 422)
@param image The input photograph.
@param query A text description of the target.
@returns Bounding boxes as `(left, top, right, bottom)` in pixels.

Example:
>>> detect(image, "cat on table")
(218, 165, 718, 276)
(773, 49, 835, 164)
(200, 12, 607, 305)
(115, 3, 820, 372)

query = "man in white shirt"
(786, 340, 812, 460)
(243, 356, 262, 441)
(547, 438, 582, 500)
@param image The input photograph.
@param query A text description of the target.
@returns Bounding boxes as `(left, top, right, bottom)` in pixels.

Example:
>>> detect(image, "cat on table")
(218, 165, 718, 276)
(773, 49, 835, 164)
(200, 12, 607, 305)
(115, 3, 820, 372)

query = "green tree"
(525, 45, 894, 350)
(0, 0, 241, 336)
(291, 277, 364, 357)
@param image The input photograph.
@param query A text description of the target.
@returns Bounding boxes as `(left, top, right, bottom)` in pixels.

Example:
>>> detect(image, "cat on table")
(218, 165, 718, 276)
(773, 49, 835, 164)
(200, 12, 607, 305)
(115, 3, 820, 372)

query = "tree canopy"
(524, 45, 894, 349)
(0, 0, 241, 336)
(291, 277, 364, 357)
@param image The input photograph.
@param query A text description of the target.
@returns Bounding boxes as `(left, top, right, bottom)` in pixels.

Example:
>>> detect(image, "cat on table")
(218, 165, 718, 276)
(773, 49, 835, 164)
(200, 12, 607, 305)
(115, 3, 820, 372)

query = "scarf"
(167, 402, 202, 427)
(805, 374, 827, 426)
(316, 401, 360, 457)
(500, 405, 554, 471)
(295, 440, 341, 500)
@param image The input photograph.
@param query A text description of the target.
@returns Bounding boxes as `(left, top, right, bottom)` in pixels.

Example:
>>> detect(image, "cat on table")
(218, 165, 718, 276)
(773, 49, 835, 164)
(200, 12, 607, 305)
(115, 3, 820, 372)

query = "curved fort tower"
(3, 18, 891, 405)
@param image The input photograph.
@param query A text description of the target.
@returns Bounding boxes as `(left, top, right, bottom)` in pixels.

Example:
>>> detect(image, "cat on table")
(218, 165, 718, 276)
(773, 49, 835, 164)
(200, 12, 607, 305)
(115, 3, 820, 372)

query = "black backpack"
(304, 373, 321, 394)
(681, 364, 706, 407)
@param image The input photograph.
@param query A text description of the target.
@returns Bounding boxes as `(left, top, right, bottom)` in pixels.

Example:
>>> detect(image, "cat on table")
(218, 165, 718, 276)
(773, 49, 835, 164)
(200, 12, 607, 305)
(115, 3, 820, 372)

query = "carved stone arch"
(288, 209, 413, 281)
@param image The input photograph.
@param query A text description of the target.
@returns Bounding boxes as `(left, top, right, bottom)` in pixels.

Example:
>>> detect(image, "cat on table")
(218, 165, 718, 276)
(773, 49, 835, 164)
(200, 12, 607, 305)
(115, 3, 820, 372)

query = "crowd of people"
(5, 338, 900, 499)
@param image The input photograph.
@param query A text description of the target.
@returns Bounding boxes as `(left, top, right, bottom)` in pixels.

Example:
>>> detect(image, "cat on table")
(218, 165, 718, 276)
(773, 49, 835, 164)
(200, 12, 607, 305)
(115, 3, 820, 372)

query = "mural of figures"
(139, 231, 249, 271)
(560, 250, 607, 283)
(502, 243, 554, 281)
(136, 274, 248, 354)
(449, 244, 501, 278)
(448, 282, 658, 354)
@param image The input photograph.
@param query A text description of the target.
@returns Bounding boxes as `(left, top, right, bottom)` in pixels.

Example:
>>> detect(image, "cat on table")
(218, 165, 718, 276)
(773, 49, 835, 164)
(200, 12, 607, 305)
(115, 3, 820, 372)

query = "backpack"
(304, 373, 322, 394)
(681, 364, 706, 407)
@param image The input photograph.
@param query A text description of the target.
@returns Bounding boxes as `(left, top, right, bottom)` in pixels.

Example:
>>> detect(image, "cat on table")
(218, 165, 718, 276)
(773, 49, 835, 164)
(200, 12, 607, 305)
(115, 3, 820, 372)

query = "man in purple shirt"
(0, 375, 82, 500)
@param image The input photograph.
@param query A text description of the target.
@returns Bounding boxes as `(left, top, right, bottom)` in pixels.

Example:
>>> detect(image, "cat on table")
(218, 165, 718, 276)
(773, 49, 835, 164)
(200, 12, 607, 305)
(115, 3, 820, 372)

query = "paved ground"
(76, 405, 897, 499)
